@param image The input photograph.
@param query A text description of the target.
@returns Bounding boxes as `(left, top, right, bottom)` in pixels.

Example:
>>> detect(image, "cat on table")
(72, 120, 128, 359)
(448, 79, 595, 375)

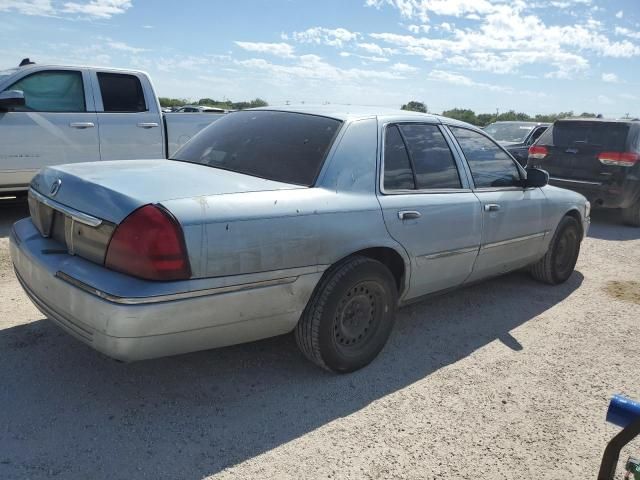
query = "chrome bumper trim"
(29, 188, 103, 227)
(55, 271, 298, 305)
(482, 231, 547, 250)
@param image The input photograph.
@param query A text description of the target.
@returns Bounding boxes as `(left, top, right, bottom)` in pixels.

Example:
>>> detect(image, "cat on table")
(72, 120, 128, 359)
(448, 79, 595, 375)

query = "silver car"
(10, 106, 590, 373)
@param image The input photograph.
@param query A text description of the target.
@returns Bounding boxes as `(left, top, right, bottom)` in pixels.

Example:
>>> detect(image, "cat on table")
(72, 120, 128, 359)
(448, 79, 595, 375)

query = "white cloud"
(62, 0, 132, 18)
(291, 27, 360, 48)
(0, 0, 132, 18)
(365, 0, 502, 23)
(0, 0, 54, 15)
(390, 62, 418, 73)
(601, 72, 618, 83)
(105, 39, 147, 53)
(427, 69, 506, 91)
(615, 10, 623, 19)
(615, 26, 640, 40)
(597, 94, 613, 105)
(234, 41, 295, 58)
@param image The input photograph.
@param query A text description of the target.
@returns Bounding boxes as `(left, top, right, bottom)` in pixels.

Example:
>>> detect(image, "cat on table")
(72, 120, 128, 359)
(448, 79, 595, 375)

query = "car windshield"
(483, 123, 534, 143)
(0, 68, 18, 83)
(171, 110, 342, 186)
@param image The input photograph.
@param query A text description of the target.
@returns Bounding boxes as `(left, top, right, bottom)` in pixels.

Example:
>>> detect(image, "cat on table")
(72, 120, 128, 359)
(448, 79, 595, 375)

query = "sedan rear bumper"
(10, 218, 322, 362)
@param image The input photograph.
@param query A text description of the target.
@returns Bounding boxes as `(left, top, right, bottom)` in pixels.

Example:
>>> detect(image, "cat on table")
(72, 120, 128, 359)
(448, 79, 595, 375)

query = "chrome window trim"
(550, 177, 602, 186)
(55, 271, 299, 305)
(29, 188, 103, 227)
(378, 120, 471, 195)
(481, 231, 548, 250)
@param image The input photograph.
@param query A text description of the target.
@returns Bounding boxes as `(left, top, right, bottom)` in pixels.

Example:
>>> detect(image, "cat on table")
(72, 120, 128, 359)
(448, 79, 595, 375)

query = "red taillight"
(528, 145, 548, 159)
(598, 151, 639, 167)
(105, 204, 191, 281)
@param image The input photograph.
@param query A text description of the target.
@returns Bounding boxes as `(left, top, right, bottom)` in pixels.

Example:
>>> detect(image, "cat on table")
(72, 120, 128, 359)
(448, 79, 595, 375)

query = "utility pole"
(495, 108, 499, 121)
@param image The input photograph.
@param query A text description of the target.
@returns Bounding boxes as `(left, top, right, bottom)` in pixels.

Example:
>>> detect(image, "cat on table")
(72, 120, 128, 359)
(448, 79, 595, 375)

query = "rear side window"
(384, 125, 415, 190)
(538, 121, 629, 151)
(450, 126, 521, 188)
(171, 110, 341, 186)
(8, 70, 85, 112)
(399, 124, 461, 189)
(97, 73, 146, 112)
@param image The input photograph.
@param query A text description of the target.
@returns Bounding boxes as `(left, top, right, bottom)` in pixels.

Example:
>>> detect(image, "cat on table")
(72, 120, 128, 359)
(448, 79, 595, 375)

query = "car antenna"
(19, 58, 35, 67)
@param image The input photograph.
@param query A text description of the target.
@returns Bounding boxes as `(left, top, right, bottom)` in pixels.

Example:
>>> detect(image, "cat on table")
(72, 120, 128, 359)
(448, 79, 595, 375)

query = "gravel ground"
(0, 198, 639, 480)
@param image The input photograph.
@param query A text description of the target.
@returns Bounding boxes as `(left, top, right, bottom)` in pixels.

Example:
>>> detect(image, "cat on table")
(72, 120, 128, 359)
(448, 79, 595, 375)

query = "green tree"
(401, 101, 427, 113)
(441, 108, 479, 125)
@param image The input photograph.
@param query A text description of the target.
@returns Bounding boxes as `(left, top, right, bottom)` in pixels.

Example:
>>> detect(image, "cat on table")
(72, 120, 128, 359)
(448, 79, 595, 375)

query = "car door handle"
(137, 122, 159, 128)
(398, 210, 421, 220)
(69, 122, 95, 129)
(484, 204, 501, 212)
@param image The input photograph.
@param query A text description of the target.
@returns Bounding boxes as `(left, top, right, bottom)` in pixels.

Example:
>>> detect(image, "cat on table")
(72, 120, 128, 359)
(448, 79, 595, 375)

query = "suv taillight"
(528, 145, 548, 159)
(105, 204, 191, 281)
(598, 151, 639, 167)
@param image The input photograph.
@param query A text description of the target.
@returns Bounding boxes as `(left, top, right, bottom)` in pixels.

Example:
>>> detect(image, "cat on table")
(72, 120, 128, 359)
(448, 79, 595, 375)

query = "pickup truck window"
(399, 124, 461, 189)
(450, 126, 521, 188)
(171, 110, 342, 186)
(97, 72, 146, 112)
(8, 70, 85, 112)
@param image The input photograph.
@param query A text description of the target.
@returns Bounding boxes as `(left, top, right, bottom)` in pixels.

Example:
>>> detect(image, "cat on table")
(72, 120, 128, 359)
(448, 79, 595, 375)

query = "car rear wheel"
(295, 256, 397, 373)
(622, 201, 640, 227)
(530, 216, 581, 285)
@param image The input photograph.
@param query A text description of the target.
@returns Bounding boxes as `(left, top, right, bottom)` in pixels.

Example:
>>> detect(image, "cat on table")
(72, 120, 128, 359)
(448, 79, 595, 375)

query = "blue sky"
(1, 0, 639, 116)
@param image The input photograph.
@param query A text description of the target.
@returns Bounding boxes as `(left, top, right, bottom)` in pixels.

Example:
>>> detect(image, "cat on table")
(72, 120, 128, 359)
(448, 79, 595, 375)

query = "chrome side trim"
(55, 271, 298, 305)
(418, 246, 479, 260)
(482, 231, 547, 250)
(29, 188, 103, 227)
(550, 177, 601, 186)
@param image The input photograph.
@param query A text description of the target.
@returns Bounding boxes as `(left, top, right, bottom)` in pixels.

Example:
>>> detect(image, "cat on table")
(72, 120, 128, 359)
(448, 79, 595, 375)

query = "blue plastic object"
(607, 395, 640, 428)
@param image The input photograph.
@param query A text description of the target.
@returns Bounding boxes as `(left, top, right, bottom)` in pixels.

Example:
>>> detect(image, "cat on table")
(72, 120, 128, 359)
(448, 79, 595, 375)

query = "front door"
(377, 122, 482, 300)
(446, 126, 547, 282)
(0, 69, 99, 189)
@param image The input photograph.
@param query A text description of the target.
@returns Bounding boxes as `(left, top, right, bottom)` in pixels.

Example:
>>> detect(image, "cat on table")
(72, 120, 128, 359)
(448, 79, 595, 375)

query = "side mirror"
(524, 167, 549, 188)
(0, 90, 25, 110)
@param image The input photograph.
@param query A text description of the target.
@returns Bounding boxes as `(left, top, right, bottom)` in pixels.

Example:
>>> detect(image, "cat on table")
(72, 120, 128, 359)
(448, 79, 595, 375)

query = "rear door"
(91, 71, 164, 160)
(446, 126, 547, 281)
(0, 68, 99, 189)
(531, 120, 630, 182)
(377, 122, 482, 299)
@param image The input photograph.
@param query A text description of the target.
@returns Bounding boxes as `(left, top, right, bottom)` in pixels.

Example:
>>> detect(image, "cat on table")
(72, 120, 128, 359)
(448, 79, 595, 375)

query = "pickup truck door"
(377, 122, 482, 300)
(0, 68, 99, 190)
(90, 71, 164, 160)
(446, 126, 547, 282)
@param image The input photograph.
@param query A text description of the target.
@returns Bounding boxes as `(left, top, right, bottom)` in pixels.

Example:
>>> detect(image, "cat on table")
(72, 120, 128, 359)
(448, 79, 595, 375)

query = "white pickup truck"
(0, 61, 224, 194)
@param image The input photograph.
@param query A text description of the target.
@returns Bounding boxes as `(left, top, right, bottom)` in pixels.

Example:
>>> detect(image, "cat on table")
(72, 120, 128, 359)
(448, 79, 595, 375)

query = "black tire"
(622, 201, 640, 227)
(530, 216, 581, 285)
(295, 256, 398, 373)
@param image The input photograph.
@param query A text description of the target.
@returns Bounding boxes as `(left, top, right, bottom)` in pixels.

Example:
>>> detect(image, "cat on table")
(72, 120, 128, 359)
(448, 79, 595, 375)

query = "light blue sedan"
(10, 106, 590, 372)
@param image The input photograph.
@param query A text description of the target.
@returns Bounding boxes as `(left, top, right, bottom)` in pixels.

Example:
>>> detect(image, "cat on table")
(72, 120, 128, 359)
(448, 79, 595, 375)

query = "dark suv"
(528, 118, 640, 226)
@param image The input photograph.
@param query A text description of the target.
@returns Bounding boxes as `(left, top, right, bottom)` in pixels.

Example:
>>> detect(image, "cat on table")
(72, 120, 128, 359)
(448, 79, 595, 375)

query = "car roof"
(13, 63, 149, 76)
(555, 117, 639, 125)
(248, 104, 480, 129)
(488, 121, 550, 126)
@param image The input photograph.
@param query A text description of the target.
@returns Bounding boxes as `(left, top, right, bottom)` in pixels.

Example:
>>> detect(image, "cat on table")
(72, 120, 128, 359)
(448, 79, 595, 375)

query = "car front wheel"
(530, 215, 581, 285)
(295, 256, 398, 373)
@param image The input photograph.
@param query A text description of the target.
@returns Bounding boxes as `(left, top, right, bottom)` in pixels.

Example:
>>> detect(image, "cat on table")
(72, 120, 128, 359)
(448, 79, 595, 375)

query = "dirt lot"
(0, 199, 639, 480)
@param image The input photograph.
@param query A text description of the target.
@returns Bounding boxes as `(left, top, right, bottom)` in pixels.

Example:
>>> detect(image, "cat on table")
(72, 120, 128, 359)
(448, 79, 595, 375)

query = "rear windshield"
(538, 121, 629, 150)
(171, 110, 342, 186)
(483, 123, 534, 143)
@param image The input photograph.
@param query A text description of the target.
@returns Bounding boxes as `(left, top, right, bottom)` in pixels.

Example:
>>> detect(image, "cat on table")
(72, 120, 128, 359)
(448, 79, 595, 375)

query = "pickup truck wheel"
(295, 256, 397, 373)
(622, 201, 640, 227)
(530, 216, 581, 285)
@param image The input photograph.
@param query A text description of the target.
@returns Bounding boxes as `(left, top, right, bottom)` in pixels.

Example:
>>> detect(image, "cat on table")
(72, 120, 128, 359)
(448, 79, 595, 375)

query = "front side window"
(97, 73, 146, 112)
(8, 70, 85, 112)
(450, 126, 521, 188)
(171, 110, 342, 186)
(399, 124, 461, 189)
